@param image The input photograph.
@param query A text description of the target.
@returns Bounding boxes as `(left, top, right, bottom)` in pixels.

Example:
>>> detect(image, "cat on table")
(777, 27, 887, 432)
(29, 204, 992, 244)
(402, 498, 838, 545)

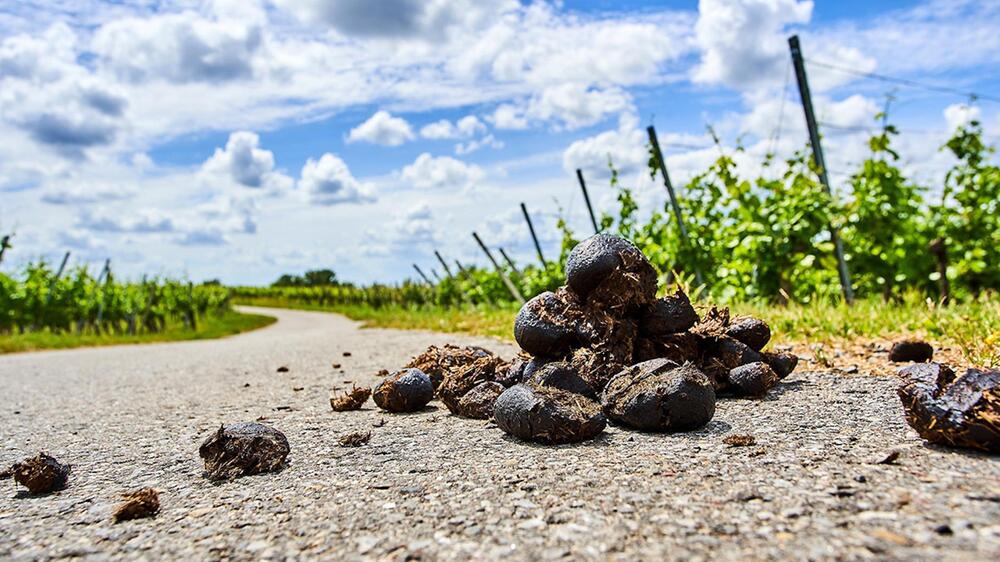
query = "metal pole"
(472, 232, 525, 304)
(788, 34, 854, 303)
(45, 251, 71, 305)
(576, 169, 600, 234)
(520, 203, 547, 267)
(430, 268, 442, 283)
(498, 247, 521, 277)
(648, 125, 704, 287)
(412, 263, 433, 285)
(95, 259, 111, 334)
(434, 250, 454, 277)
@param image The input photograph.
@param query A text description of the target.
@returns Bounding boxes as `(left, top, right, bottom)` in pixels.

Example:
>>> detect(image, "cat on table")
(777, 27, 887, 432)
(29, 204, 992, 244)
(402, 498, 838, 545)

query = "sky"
(1, 0, 998, 285)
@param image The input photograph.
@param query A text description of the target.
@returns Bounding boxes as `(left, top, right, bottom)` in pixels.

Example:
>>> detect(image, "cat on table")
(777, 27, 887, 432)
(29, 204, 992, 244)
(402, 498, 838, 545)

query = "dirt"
(198, 422, 290, 481)
(602, 359, 716, 432)
(330, 386, 371, 411)
(113, 488, 160, 522)
(890, 340, 935, 363)
(8, 452, 70, 494)
(897, 363, 999, 452)
(493, 384, 607, 445)
(372, 369, 434, 413)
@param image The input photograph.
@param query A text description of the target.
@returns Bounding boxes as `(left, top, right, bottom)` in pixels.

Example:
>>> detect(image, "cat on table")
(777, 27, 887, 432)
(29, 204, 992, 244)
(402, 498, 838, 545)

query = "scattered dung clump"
(113, 488, 160, 522)
(438, 355, 509, 416)
(726, 317, 771, 351)
(514, 290, 582, 357)
(723, 434, 756, 447)
(727, 362, 780, 398)
(456, 381, 506, 419)
(889, 339, 934, 363)
(330, 385, 371, 411)
(564, 233, 657, 310)
(276, 365, 289, 373)
(493, 384, 606, 444)
(762, 351, 799, 379)
(602, 359, 716, 432)
(405, 344, 496, 389)
(639, 290, 698, 336)
(8, 452, 70, 494)
(198, 422, 290, 481)
(897, 363, 999, 452)
(373, 368, 434, 413)
(339, 431, 371, 447)
(526, 362, 597, 399)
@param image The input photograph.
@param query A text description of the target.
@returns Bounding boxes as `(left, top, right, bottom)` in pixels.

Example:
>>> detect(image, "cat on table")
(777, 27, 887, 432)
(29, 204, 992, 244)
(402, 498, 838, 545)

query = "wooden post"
(0, 234, 11, 265)
(498, 247, 521, 277)
(576, 169, 600, 234)
(412, 263, 433, 285)
(648, 125, 705, 287)
(789, 35, 854, 304)
(520, 203, 547, 267)
(472, 232, 525, 304)
(434, 250, 454, 277)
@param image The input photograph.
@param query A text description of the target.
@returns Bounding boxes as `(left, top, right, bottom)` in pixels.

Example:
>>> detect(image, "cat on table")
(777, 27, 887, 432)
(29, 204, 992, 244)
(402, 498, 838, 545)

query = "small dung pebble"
(199, 422, 290, 481)
(727, 362, 779, 398)
(9, 452, 70, 494)
(725, 317, 772, 352)
(889, 339, 934, 363)
(113, 488, 160, 522)
(330, 385, 371, 411)
(339, 431, 371, 447)
(373, 368, 434, 413)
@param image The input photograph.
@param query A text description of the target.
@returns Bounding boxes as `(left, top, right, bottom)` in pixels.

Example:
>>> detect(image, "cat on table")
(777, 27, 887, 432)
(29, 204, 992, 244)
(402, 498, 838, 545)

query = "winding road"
(1, 307, 996, 560)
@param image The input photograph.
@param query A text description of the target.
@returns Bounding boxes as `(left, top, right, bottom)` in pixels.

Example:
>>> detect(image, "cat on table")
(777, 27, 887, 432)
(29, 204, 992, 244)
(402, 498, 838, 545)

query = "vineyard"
(233, 120, 999, 312)
(0, 261, 231, 337)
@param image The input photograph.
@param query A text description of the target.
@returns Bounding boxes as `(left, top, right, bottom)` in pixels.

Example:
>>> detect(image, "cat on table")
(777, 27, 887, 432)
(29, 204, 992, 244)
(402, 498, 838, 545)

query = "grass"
(236, 293, 999, 367)
(0, 310, 276, 354)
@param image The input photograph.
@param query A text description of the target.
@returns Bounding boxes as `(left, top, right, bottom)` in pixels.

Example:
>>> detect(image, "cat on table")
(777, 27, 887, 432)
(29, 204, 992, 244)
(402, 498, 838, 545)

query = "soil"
(113, 488, 160, 522)
(198, 422, 290, 481)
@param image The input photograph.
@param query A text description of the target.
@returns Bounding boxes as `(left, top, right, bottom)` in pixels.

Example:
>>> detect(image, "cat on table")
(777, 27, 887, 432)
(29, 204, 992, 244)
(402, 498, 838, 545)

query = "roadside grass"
(0, 310, 276, 354)
(235, 293, 999, 367)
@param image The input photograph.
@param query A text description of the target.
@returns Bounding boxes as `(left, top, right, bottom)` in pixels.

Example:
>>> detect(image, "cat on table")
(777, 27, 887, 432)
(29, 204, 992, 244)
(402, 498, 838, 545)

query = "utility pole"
(412, 263, 433, 285)
(472, 232, 525, 304)
(434, 250, 454, 278)
(576, 169, 600, 234)
(788, 34, 854, 303)
(648, 125, 704, 287)
(520, 203, 547, 267)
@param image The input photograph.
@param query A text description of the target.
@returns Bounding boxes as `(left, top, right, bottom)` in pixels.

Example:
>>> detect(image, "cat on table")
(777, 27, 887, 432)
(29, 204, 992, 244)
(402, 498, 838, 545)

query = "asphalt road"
(1, 306, 997, 561)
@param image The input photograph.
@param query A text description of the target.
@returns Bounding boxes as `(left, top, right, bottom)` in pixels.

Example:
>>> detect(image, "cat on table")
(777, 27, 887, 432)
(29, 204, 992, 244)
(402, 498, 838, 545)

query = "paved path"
(1, 307, 997, 561)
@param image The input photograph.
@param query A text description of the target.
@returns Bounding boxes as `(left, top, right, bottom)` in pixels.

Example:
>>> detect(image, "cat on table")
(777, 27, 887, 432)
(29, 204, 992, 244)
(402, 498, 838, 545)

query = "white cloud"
(693, 0, 813, 90)
(347, 110, 416, 146)
(455, 134, 503, 155)
(419, 115, 486, 139)
(400, 153, 485, 190)
(299, 153, 375, 205)
(91, 10, 263, 83)
(944, 103, 981, 132)
(78, 209, 176, 234)
(201, 131, 292, 190)
(563, 112, 647, 176)
(490, 104, 529, 130)
(41, 183, 134, 205)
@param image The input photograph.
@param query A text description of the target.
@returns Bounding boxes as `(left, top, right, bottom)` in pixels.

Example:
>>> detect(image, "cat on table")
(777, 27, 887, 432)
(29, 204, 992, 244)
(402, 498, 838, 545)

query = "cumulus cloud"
(563, 112, 648, 177)
(201, 131, 292, 190)
(490, 85, 632, 131)
(693, 0, 813, 90)
(944, 103, 981, 132)
(455, 134, 503, 155)
(347, 110, 416, 146)
(41, 183, 134, 205)
(92, 10, 263, 83)
(273, 0, 510, 41)
(419, 115, 486, 139)
(401, 153, 485, 190)
(299, 153, 375, 205)
(78, 209, 176, 234)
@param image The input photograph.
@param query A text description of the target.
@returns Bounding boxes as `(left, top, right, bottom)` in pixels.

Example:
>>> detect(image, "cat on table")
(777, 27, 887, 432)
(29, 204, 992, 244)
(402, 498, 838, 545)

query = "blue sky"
(1, 1, 998, 285)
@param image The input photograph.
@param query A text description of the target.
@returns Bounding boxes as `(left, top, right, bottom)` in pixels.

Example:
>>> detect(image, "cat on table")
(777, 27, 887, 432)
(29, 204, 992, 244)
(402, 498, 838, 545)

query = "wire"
(768, 58, 793, 157)
(805, 58, 1000, 104)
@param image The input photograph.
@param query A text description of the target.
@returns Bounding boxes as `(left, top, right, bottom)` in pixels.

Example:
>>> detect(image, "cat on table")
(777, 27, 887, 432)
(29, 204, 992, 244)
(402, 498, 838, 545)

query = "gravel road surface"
(2, 306, 997, 561)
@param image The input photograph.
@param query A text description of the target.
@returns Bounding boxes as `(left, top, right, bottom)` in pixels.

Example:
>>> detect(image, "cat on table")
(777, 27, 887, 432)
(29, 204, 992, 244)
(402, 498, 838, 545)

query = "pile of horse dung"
(349, 233, 800, 444)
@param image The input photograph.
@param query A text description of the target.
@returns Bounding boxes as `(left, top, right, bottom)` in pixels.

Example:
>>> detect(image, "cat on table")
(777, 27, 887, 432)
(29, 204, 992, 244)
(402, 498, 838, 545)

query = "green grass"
(0, 310, 276, 354)
(236, 293, 999, 367)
